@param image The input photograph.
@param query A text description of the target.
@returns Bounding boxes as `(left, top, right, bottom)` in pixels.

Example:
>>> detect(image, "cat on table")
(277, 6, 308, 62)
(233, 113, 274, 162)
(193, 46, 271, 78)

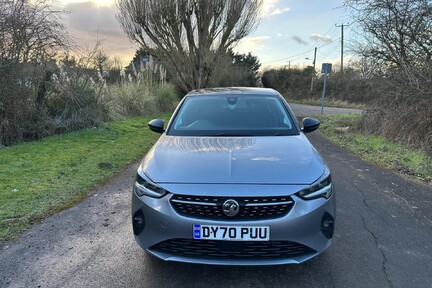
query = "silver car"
(132, 87, 335, 265)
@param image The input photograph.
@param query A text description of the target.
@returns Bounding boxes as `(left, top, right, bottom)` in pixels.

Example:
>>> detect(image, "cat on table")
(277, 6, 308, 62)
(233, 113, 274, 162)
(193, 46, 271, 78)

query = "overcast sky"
(60, 0, 353, 69)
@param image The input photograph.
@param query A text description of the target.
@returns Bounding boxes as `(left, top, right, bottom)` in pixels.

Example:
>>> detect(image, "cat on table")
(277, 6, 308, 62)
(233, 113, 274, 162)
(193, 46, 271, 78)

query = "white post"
(320, 63, 332, 115)
(321, 72, 327, 116)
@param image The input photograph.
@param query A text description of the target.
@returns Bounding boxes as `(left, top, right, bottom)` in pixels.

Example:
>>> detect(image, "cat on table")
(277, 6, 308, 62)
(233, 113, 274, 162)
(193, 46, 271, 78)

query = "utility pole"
(335, 23, 349, 74)
(310, 47, 317, 92)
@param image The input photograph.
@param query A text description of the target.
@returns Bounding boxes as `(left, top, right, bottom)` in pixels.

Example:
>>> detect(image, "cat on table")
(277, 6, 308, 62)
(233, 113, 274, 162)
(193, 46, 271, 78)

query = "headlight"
(134, 172, 167, 198)
(297, 169, 332, 200)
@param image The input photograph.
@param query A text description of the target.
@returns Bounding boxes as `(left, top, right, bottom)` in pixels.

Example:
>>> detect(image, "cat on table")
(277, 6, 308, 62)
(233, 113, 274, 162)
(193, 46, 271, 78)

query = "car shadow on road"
(137, 250, 335, 288)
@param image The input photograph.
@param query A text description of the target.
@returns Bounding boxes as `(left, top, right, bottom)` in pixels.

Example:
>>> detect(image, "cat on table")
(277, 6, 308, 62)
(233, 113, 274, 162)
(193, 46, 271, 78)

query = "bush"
(261, 66, 375, 104)
(104, 59, 176, 118)
(0, 61, 49, 145)
(106, 82, 176, 118)
(0, 57, 177, 147)
(357, 71, 432, 154)
(261, 65, 431, 155)
(262, 67, 311, 98)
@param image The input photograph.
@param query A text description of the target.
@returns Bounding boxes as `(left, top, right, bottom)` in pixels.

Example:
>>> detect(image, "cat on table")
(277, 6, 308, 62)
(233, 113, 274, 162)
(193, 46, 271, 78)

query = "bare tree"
(0, 0, 70, 145)
(0, 0, 69, 63)
(345, 0, 432, 69)
(343, 0, 432, 154)
(116, 0, 262, 92)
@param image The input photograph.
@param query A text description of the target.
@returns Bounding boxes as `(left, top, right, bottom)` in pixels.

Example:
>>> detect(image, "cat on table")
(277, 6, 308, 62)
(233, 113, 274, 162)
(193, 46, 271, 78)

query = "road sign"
(321, 63, 332, 73)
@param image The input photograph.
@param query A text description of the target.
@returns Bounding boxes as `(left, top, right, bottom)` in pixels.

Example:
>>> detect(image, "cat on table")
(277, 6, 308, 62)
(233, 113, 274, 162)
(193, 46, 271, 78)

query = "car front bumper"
(132, 183, 336, 266)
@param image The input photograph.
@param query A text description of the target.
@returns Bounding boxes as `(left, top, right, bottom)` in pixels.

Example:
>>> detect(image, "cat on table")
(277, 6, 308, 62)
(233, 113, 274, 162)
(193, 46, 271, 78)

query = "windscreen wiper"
(215, 133, 254, 137)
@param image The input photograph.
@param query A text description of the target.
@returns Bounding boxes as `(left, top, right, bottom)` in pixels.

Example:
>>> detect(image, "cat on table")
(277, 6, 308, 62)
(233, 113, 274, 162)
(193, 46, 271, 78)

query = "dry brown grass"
(357, 72, 432, 155)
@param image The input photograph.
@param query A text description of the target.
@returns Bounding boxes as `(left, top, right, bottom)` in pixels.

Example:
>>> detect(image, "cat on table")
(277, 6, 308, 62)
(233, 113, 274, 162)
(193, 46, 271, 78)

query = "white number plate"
(193, 224, 270, 241)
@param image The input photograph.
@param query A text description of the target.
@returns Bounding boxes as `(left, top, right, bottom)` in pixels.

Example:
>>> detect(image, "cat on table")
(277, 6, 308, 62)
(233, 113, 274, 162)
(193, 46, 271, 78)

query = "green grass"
(318, 114, 432, 184)
(0, 114, 170, 242)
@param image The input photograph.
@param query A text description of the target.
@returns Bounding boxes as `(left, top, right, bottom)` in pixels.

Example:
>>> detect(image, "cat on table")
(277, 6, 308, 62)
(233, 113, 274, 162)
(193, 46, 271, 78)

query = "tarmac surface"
(289, 103, 362, 118)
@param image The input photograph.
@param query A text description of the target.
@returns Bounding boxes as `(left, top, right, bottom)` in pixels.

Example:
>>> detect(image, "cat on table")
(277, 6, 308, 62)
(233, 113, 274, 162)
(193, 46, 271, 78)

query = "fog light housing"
(321, 212, 334, 239)
(132, 210, 145, 235)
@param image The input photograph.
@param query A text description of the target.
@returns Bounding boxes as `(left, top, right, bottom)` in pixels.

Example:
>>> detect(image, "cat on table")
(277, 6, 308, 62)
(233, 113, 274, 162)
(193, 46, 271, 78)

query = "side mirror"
(302, 117, 320, 133)
(148, 119, 165, 134)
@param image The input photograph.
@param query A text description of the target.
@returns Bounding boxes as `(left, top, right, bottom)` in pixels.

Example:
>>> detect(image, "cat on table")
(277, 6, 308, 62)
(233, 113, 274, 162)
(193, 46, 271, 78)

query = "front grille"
(150, 239, 316, 260)
(170, 194, 294, 220)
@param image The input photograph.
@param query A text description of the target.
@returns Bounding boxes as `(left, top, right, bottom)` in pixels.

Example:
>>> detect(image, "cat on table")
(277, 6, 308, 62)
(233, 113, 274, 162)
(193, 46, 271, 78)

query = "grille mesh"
(150, 239, 316, 260)
(170, 194, 294, 220)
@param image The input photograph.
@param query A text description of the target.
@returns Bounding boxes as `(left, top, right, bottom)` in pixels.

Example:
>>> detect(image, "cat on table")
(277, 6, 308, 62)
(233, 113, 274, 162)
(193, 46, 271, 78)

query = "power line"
(317, 38, 340, 49)
(262, 40, 336, 65)
(311, 24, 338, 47)
(262, 48, 315, 64)
(316, 38, 341, 59)
(262, 21, 348, 66)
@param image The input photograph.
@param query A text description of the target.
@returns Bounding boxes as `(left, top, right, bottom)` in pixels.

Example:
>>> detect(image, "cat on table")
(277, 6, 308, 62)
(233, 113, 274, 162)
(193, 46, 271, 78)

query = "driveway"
(1, 105, 431, 288)
(289, 103, 363, 118)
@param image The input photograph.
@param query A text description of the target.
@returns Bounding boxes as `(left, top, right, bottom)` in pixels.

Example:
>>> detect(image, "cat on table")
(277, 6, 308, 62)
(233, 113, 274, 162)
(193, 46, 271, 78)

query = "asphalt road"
(1, 105, 431, 288)
(289, 103, 363, 118)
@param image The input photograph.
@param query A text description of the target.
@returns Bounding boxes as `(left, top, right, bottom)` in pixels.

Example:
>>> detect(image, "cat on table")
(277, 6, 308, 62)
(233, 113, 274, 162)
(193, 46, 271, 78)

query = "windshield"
(167, 94, 298, 136)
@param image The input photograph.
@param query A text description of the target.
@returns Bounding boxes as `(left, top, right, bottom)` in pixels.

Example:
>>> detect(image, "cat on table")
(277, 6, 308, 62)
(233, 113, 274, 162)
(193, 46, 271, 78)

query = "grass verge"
(0, 114, 170, 242)
(318, 114, 431, 184)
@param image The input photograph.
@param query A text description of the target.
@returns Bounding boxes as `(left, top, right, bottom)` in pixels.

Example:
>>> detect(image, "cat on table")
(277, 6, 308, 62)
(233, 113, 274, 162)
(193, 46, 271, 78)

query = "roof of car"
(186, 87, 279, 97)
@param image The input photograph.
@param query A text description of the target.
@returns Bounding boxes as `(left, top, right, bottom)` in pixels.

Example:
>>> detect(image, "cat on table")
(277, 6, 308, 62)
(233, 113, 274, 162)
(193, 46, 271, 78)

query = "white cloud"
(262, 0, 278, 14)
(268, 7, 290, 16)
(235, 36, 270, 54)
(277, 33, 284, 37)
(292, 36, 308, 45)
(61, 0, 115, 8)
(261, 0, 290, 17)
(310, 33, 333, 43)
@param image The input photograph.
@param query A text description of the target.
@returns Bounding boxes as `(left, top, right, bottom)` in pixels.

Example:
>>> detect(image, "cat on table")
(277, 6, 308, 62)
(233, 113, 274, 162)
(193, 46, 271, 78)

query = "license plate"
(193, 224, 270, 241)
